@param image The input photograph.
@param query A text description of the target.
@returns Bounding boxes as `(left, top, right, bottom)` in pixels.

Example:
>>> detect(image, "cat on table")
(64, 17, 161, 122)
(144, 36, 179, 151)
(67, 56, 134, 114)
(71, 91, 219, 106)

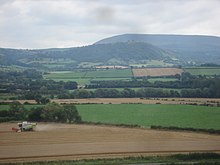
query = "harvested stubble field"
(53, 97, 220, 106)
(1, 97, 220, 106)
(132, 68, 184, 77)
(0, 123, 220, 164)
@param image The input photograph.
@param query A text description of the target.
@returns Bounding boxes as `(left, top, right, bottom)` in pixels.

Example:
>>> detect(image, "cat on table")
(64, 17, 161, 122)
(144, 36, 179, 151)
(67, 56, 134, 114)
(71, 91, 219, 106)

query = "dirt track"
(0, 123, 220, 163)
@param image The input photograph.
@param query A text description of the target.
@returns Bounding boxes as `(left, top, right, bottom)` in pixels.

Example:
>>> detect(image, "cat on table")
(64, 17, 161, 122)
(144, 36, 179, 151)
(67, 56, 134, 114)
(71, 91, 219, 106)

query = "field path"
(0, 123, 220, 163)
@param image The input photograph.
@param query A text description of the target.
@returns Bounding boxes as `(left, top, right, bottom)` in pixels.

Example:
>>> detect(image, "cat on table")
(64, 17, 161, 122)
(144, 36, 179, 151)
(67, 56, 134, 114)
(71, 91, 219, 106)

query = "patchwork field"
(43, 67, 220, 86)
(132, 68, 183, 77)
(44, 69, 132, 85)
(0, 123, 220, 163)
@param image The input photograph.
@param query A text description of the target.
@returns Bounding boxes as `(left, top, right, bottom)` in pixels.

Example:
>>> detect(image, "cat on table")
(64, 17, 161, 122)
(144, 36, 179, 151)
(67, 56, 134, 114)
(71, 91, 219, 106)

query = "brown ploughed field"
(132, 68, 184, 77)
(0, 123, 220, 163)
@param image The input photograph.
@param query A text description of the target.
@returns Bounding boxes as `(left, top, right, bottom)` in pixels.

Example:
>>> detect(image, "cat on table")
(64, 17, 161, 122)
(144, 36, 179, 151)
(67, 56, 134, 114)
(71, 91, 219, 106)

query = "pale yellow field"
(132, 68, 184, 77)
(0, 123, 220, 163)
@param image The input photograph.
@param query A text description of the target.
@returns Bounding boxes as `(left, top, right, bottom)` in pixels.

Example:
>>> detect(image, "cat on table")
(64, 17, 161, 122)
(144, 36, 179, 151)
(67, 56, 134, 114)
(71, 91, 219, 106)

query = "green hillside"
(1, 34, 220, 70)
(95, 34, 220, 64)
(0, 42, 174, 69)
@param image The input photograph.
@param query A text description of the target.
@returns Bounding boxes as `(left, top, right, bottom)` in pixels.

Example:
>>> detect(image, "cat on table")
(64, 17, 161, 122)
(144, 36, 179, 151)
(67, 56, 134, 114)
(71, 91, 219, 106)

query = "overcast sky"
(0, 0, 220, 49)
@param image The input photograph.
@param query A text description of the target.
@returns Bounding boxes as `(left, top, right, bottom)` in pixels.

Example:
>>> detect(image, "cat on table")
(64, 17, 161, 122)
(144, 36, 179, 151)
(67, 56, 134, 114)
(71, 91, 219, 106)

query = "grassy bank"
(3, 153, 220, 165)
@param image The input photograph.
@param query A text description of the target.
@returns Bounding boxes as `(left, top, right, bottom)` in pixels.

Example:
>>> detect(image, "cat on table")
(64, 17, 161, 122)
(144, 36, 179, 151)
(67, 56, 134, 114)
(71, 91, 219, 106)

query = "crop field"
(44, 69, 132, 85)
(0, 123, 220, 163)
(132, 68, 184, 77)
(44, 71, 87, 79)
(130, 60, 173, 67)
(44, 69, 132, 79)
(184, 67, 220, 75)
(147, 77, 178, 82)
(85, 69, 132, 78)
(76, 104, 220, 130)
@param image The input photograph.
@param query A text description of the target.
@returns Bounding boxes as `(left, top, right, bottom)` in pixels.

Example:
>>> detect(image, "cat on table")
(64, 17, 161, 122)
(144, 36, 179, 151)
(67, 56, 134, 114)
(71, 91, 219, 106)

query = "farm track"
(0, 123, 220, 163)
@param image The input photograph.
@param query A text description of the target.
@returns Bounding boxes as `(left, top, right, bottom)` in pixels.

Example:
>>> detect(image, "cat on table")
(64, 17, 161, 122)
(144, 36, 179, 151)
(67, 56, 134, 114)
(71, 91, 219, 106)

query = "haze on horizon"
(0, 0, 220, 49)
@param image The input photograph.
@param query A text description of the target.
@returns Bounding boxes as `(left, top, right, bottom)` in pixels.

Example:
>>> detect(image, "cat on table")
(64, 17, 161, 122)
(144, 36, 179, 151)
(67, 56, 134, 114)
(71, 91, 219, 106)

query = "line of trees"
(1, 69, 220, 99)
(0, 102, 81, 123)
(55, 87, 220, 99)
(57, 88, 179, 99)
(0, 70, 77, 98)
(87, 73, 220, 90)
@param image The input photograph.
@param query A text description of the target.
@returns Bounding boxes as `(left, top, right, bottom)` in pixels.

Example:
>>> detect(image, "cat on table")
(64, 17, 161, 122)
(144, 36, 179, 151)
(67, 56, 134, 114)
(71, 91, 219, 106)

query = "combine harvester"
(12, 121, 37, 132)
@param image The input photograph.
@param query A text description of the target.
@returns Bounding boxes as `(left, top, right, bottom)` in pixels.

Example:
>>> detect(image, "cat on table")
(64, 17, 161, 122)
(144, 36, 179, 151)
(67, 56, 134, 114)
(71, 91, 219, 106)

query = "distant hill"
(95, 34, 220, 64)
(0, 42, 175, 69)
(1, 34, 220, 70)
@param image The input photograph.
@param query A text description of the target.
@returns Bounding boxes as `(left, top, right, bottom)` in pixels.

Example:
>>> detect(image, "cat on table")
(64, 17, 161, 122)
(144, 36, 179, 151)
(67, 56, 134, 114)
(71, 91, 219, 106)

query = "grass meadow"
(43, 69, 132, 85)
(184, 67, 220, 76)
(76, 104, 220, 130)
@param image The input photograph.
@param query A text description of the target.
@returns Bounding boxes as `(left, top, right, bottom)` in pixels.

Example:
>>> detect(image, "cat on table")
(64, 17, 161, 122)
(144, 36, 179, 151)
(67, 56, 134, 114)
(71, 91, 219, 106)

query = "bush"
(172, 153, 220, 160)
(0, 102, 82, 123)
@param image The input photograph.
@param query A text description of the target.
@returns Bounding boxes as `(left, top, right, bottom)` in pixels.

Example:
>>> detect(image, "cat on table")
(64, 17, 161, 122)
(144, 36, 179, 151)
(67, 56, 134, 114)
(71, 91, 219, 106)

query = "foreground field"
(77, 104, 220, 130)
(0, 123, 220, 163)
(1, 98, 220, 130)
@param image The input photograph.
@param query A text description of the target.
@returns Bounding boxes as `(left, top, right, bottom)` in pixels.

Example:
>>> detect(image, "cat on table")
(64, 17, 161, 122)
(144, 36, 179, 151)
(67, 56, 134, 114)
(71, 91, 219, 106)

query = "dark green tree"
(9, 101, 27, 120)
(63, 105, 81, 123)
(28, 107, 44, 121)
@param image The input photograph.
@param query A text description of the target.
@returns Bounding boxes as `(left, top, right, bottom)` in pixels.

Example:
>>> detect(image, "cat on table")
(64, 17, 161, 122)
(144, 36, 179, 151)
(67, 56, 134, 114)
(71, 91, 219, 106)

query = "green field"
(1, 104, 220, 130)
(148, 78, 178, 83)
(184, 67, 220, 76)
(44, 71, 87, 79)
(44, 69, 132, 85)
(130, 60, 173, 67)
(0, 93, 17, 100)
(44, 69, 132, 79)
(85, 69, 132, 78)
(76, 104, 220, 130)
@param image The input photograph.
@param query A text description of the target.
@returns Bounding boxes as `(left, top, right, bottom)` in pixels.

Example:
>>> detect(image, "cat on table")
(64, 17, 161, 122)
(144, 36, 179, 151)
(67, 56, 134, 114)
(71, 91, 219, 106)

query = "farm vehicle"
(12, 121, 37, 132)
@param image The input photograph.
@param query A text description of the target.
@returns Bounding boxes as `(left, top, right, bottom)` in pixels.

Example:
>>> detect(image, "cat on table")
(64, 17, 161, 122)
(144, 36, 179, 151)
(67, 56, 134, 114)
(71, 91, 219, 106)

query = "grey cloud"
(0, 0, 219, 48)
(93, 6, 115, 23)
(0, 0, 15, 6)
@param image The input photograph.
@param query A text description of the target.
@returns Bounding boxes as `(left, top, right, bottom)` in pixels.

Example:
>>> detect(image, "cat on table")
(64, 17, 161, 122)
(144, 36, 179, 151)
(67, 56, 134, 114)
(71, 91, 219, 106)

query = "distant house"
(95, 65, 129, 69)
